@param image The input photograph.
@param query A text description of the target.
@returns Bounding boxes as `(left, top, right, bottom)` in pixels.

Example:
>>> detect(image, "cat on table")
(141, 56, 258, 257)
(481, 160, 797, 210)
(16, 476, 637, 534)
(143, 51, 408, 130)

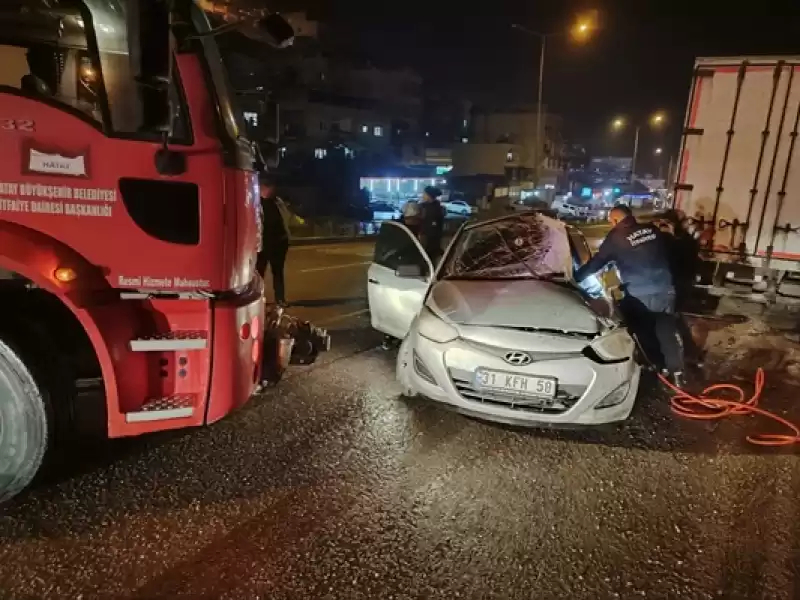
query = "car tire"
(0, 338, 49, 504)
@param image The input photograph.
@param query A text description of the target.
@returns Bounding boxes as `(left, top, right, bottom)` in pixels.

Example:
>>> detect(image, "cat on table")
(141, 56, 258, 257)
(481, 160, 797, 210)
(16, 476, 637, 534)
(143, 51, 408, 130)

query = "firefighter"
(418, 186, 445, 263)
(256, 173, 291, 307)
(574, 204, 685, 386)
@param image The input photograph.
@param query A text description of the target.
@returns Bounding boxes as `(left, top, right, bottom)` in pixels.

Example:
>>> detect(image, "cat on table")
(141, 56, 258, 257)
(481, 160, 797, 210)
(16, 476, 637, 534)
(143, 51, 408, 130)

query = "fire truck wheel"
(0, 338, 49, 503)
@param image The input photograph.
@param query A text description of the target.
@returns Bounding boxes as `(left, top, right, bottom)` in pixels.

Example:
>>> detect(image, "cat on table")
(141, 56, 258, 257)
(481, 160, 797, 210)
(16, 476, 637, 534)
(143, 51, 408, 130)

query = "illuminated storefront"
(360, 176, 449, 206)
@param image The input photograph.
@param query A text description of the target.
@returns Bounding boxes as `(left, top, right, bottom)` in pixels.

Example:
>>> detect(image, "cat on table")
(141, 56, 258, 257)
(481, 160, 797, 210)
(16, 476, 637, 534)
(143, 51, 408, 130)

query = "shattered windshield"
(442, 213, 573, 280)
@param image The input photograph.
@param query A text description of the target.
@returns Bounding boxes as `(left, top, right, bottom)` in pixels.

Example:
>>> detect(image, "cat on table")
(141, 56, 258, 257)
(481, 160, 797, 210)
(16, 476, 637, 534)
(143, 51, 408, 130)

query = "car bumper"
(397, 330, 640, 427)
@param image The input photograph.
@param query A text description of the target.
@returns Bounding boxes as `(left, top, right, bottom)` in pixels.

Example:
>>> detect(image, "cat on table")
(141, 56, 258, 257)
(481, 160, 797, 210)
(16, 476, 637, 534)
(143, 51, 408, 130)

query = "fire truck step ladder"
(129, 332, 208, 352)
(125, 395, 197, 423)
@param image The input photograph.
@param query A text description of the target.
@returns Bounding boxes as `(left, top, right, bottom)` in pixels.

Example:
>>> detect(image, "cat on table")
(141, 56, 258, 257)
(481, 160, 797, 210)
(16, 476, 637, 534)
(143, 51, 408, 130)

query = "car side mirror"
(396, 263, 423, 278)
(255, 13, 295, 48)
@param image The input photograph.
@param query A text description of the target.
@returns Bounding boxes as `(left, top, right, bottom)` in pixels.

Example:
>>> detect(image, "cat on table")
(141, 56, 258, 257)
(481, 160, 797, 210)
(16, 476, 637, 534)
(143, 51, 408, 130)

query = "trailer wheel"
(0, 338, 49, 503)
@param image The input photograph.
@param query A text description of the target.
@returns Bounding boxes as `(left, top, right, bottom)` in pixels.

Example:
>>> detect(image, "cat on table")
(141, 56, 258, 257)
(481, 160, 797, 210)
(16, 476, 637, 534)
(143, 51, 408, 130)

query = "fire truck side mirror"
(251, 14, 294, 48)
(155, 144, 187, 176)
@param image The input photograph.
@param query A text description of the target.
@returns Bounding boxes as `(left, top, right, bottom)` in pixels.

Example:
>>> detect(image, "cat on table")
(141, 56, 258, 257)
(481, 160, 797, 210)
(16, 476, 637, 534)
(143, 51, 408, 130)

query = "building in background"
(222, 10, 422, 168)
(213, 9, 429, 216)
(276, 53, 423, 165)
(566, 156, 657, 207)
(449, 104, 566, 206)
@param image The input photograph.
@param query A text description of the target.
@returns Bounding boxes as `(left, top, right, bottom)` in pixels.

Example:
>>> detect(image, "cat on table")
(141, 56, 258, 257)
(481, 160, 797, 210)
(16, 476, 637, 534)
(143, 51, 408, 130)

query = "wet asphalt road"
(1, 242, 799, 599)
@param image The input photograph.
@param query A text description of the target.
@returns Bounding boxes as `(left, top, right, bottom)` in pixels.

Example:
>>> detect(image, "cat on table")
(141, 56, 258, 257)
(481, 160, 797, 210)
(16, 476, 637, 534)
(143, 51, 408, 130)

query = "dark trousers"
(423, 241, 442, 265)
(619, 292, 684, 373)
(257, 244, 288, 303)
(674, 281, 702, 361)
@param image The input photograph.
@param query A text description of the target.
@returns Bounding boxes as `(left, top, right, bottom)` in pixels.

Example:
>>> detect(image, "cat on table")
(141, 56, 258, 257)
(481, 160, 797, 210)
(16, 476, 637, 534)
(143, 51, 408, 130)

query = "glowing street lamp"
(610, 112, 667, 182)
(512, 12, 598, 187)
(570, 12, 597, 43)
(655, 147, 663, 155)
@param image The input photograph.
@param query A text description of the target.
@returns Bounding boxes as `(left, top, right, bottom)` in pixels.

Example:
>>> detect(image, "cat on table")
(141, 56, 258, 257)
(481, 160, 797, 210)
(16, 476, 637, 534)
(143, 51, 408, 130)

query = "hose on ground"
(657, 369, 800, 447)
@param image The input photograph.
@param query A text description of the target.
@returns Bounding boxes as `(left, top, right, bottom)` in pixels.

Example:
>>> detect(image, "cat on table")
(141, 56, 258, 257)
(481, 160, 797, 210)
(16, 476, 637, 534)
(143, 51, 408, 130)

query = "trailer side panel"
(677, 57, 800, 268)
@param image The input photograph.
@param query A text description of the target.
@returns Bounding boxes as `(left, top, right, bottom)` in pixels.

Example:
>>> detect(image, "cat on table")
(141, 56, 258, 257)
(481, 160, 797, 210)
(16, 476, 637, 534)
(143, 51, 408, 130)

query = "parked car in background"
(372, 202, 401, 221)
(442, 200, 475, 216)
(585, 207, 609, 223)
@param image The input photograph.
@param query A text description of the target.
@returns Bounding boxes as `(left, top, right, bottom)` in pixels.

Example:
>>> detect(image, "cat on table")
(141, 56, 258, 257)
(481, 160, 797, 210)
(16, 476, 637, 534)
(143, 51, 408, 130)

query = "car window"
(374, 223, 430, 275)
(568, 230, 592, 265)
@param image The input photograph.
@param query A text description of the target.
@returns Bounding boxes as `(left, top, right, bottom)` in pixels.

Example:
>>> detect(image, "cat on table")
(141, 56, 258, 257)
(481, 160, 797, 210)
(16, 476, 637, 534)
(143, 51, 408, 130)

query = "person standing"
(574, 204, 685, 386)
(401, 199, 422, 235)
(418, 186, 445, 263)
(256, 173, 291, 307)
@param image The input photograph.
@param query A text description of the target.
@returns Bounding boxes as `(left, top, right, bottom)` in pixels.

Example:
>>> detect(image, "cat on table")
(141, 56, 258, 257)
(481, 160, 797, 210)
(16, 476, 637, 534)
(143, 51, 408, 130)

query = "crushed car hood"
(427, 279, 601, 335)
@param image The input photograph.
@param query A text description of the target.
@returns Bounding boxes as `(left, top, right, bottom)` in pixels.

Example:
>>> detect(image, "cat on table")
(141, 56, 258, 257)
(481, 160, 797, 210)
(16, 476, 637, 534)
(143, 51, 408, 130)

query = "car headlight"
(417, 306, 459, 343)
(583, 327, 634, 364)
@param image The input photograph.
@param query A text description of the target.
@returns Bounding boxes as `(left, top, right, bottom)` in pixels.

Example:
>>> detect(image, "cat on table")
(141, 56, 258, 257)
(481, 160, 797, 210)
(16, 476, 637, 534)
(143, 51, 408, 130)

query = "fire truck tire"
(0, 338, 49, 503)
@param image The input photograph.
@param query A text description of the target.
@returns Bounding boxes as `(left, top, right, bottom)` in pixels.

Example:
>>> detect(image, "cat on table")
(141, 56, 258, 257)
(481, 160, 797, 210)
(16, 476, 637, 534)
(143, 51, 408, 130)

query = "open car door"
(567, 226, 620, 321)
(567, 227, 608, 299)
(368, 222, 434, 339)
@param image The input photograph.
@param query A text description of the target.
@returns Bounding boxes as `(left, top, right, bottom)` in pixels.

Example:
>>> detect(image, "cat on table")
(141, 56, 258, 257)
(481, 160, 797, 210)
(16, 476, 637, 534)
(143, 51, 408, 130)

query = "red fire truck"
(0, 0, 322, 502)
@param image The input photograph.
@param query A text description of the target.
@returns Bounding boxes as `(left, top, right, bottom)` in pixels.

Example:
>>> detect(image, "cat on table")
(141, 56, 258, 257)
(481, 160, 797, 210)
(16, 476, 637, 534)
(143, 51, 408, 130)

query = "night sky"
(275, 0, 798, 167)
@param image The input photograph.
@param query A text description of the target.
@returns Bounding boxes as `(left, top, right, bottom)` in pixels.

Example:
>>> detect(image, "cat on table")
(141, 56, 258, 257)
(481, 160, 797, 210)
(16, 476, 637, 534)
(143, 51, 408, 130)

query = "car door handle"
(368, 278, 380, 285)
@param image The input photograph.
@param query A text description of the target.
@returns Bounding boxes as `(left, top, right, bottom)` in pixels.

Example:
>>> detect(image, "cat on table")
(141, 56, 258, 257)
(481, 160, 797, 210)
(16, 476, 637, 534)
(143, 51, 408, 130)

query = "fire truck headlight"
(54, 267, 77, 283)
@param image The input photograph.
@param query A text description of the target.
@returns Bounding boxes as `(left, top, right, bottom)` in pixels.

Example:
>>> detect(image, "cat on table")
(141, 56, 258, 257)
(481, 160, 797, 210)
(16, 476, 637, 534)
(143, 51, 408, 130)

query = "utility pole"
(613, 113, 665, 184)
(666, 154, 674, 189)
(535, 35, 545, 189)
(513, 18, 595, 190)
(630, 125, 640, 183)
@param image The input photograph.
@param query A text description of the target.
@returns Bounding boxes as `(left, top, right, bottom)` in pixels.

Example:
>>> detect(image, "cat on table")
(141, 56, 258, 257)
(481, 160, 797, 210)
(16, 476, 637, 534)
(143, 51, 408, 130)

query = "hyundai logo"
(503, 351, 532, 366)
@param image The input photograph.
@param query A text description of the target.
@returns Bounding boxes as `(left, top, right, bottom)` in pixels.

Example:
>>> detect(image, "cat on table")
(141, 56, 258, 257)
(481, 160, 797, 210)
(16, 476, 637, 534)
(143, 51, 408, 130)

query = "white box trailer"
(676, 56, 800, 299)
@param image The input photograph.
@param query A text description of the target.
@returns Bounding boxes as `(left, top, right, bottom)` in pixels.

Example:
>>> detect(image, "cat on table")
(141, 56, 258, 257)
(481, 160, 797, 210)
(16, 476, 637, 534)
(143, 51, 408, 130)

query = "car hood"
(427, 279, 602, 335)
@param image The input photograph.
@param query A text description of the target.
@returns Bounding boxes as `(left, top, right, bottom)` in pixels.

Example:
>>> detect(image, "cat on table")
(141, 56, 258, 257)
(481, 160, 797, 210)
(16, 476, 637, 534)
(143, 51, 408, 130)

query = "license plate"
(474, 369, 557, 398)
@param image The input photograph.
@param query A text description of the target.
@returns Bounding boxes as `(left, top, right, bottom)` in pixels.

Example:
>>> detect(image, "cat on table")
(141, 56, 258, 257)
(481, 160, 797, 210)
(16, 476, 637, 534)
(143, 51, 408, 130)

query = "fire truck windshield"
(0, 1, 247, 151)
(188, 2, 249, 144)
(0, 1, 191, 142)
(0, 1, 109, 125)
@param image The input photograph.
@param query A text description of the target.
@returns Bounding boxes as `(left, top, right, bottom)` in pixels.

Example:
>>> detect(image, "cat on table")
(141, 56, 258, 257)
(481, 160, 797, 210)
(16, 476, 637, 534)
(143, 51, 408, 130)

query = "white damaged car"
(367, 213, 641, 427)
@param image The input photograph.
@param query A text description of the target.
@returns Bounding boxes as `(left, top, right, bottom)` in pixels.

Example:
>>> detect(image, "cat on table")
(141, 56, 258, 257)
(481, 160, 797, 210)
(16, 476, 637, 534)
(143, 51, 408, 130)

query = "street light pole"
(630, 125, 640, 183)
(535, 35, 546, 188)
(666, 153, 674, 191)
(513, 17, 595, 190)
